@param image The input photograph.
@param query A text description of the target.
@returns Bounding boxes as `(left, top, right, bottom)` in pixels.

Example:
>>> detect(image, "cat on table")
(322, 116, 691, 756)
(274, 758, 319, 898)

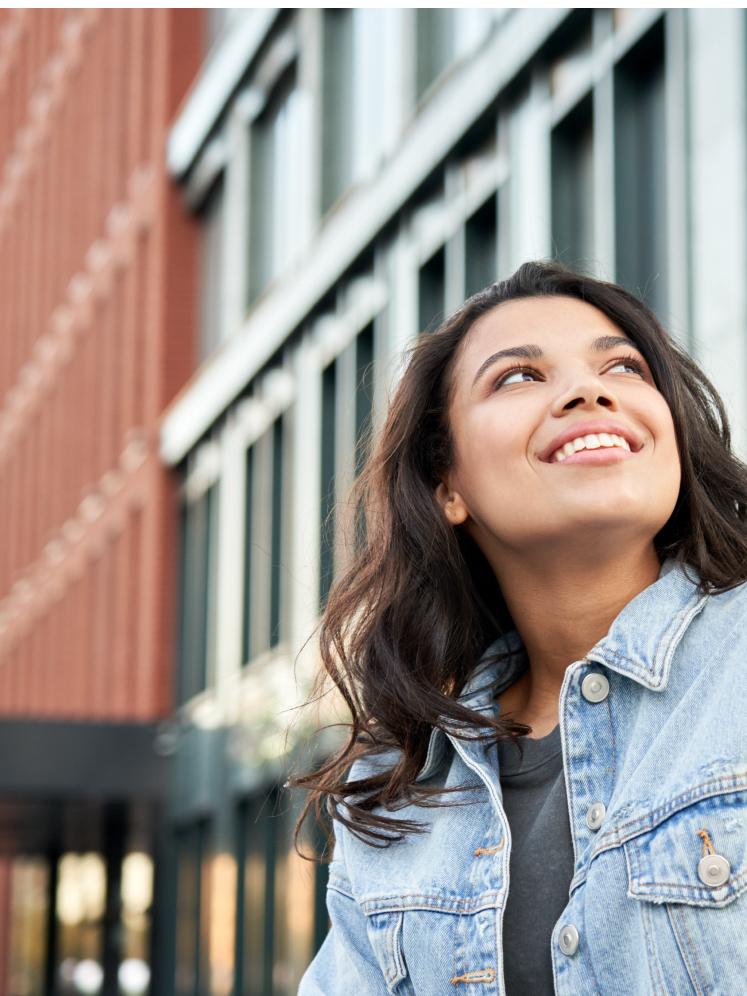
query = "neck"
(489, 543, 662, 721)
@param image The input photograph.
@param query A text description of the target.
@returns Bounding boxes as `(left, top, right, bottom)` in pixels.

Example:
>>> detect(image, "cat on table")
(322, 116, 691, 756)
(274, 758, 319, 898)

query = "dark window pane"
(321, 11, 353, 212)
(416, 10, 454, 98)
(319, 362, 337, 609)
(174, 822, 208, 996)
(176, 502, 191, 705)
(242, 446, 254, 665)
(198, 175, 225, 360)
(614, 20, 667, 317)
(269, 419, 284, 648)
(236, 791, 279, 996)
(248, 106, 273, 304)
(465, 196, 498, 297)
(248, 70, 299, 304)
(354, 324, 375, 478)
(419, 248, 445, 334)
(177, 485, 217, 703)
(551, 93, 594, 273)
(354, 325, 375, 552)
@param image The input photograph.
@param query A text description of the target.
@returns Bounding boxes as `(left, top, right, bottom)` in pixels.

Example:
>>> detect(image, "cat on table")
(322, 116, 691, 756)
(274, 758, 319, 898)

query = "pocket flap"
(365, 910, 409, 994)
(623, 789, 747, 907)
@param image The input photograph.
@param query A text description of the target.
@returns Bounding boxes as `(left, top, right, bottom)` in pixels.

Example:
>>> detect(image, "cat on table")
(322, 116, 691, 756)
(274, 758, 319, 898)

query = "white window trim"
(161, 7, 572, 466)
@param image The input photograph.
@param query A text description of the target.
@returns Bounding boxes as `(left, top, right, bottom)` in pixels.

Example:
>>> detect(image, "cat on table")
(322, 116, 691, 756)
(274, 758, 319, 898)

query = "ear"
(434, 481, 470, 526)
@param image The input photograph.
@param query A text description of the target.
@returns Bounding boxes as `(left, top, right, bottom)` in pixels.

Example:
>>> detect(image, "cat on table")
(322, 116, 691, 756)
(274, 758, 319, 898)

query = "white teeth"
(550, 432, 633, 463)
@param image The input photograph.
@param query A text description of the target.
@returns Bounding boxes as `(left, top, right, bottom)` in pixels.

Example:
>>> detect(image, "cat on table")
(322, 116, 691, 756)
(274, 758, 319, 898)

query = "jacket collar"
(414, 557, 709, 782)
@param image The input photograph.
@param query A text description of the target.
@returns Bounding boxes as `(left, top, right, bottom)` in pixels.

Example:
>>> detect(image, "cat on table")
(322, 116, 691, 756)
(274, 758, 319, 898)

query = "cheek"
(652, 405, 682, 499)
(658, 406, 681, 465)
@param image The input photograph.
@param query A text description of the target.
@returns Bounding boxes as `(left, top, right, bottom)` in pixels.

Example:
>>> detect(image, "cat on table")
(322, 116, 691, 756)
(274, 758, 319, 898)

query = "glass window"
(465, 196, 498, 298)
(614, 21, 667, 317)
(248, 70, 303, 304)
(415, 10, 455, 99)
(350, 11, 399, 184)
(236, 787, 329, 996)
(354, 323, 375, 478)
(269, 417, 284, 648)
(241, 446, 254, 667)
(56, 853, 106, 995)
(198, 176, 225, 361)
(177, 483, 219, 703)
(235, 791, 277, 996)
(120, 852, 154, 995)
(8, 857, 49, 996)
(419, 247, 446, 334)
(354, 324, 375, 552)
(319, 361, 337, 609)
(321, 11, 354, 213)
(174, 822, 209, 996)
(243, 415, 288, 662)
(551, 94, 594, 274)
(321, 11, 399, 212)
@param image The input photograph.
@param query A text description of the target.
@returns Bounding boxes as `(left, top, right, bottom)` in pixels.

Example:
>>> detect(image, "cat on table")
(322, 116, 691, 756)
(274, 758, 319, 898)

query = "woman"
(290, 260, 747, 994)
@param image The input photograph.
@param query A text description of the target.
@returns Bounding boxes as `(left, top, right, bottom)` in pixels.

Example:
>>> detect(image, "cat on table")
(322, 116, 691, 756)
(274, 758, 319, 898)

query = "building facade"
(0, 9, 202, 995)
(163, 8, 747, 995)
(3, 7, 747, 996)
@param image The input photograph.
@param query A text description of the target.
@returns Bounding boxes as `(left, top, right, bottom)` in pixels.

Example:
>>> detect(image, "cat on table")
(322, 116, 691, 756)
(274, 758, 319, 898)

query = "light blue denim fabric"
(298, 557, 747, 994)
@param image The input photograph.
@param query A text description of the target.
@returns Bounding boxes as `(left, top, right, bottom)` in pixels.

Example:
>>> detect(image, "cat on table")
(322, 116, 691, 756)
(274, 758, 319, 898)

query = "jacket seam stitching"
(592, 776, 747, 853)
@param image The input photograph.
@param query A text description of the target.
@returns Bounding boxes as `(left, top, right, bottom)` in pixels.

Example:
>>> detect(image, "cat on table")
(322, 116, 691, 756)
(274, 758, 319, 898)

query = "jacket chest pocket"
(362, 898, 501, 995)
(622, 788, 747, 995)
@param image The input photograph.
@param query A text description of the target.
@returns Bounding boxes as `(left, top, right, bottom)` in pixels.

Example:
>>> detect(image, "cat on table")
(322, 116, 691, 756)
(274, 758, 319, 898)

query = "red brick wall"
(0, 10, 202, 720)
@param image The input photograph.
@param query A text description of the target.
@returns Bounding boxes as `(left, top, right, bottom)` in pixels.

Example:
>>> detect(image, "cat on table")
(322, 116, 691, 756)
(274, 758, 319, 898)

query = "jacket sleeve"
(297, 818, 392, 995)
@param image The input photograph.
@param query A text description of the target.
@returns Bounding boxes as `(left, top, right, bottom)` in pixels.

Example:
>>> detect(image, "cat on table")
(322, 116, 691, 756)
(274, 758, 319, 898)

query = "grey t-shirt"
(496, 725, 575, 995)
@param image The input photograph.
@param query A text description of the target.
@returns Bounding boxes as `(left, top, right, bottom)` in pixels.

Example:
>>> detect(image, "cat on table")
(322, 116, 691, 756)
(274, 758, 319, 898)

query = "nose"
(550, 375, 619, 416)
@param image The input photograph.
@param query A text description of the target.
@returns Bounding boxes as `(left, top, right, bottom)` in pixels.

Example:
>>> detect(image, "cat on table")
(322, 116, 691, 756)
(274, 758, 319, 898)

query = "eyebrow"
(471, 335, 641, 389)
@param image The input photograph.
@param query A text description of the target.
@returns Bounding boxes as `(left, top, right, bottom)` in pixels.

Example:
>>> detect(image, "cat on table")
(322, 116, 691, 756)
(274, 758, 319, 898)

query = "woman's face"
(435, 295, 682, 569)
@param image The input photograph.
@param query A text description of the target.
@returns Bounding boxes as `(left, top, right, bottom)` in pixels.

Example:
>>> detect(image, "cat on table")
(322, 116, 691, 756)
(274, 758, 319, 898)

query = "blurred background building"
(1, 7, 747, 996)
(0, 8, 202, 996)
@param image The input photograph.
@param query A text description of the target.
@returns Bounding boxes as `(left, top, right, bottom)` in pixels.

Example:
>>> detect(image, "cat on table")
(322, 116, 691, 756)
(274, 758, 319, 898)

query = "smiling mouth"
(546, 447, 638, 466)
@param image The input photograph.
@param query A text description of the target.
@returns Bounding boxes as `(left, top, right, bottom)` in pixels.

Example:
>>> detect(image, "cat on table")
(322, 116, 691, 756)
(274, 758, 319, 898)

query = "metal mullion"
(663, 8, 692, 347)
(507, 65, 552, 271)
(371, 244, 390, 436)
(332, 337, 357, 584)
(592, 11, 616, 280)
(249, 429, 272, 661)
(213, 417, 245, 699)
(384, 220, 418, 394)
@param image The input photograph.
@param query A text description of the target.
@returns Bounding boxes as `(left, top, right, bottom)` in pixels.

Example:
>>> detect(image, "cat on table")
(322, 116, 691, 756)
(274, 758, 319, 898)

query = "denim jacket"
(299, 558, 747, 994)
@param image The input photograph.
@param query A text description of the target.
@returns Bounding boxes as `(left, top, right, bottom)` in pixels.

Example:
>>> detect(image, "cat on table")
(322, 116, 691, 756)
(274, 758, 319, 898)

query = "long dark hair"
(286, 259, 747, 856)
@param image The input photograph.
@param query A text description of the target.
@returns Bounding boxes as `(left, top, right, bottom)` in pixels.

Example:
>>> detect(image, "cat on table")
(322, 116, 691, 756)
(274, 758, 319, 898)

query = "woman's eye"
(608, 357, 646, 376)
(492, 355, 646, 392)
(493, 367, 537, 389)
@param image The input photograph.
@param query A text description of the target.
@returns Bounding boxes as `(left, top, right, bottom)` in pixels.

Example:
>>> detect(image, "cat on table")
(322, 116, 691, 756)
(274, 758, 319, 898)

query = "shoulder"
(678, 577, 747, 696)
(695, 577, 747, 646)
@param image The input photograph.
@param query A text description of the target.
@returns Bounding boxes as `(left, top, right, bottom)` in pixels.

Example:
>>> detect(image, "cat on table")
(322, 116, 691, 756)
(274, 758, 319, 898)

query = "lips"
(539, 421, 643, 463)
(551, 446, 634, 466)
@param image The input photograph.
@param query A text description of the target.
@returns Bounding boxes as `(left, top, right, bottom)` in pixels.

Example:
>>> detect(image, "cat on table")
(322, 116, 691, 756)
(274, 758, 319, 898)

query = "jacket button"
(697, 853, 731, 887)
(585, 802, 606, 830)
(581, 672, 609, 702)
(558, 924, 580, 956)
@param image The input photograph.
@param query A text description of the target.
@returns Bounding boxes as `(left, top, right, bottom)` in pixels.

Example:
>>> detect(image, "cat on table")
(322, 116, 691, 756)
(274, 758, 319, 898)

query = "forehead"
(452, 294, 624, 389)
